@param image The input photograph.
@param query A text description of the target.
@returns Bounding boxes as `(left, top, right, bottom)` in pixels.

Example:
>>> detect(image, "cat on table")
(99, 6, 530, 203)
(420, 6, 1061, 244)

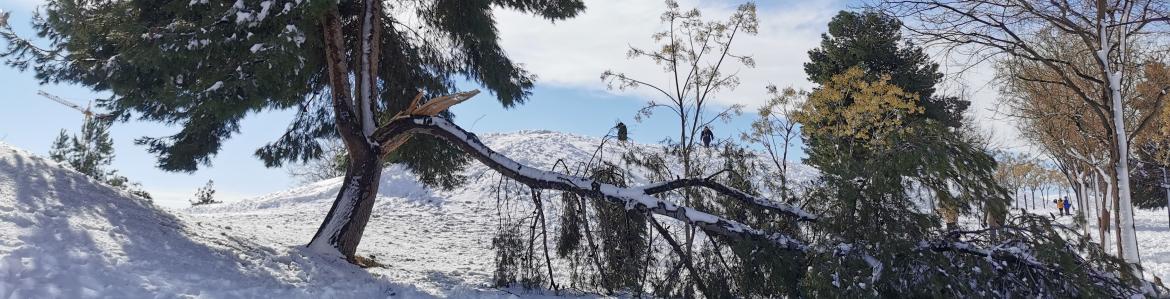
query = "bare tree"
(602, 0, 757, 179)
(742, 86, 804, 201)
(287, 140, 346, 184)
(600, 2, 758, 291)
(881, 0, 1170, 268)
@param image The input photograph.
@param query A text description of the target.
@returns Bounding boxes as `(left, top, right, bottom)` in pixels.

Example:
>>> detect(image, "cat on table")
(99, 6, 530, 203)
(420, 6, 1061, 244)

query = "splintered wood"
(379, 90, 481, 156)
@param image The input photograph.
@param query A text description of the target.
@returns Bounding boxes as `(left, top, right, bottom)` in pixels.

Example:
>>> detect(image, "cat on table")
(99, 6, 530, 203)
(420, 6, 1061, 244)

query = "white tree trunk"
(1097, 10, 1141, 266)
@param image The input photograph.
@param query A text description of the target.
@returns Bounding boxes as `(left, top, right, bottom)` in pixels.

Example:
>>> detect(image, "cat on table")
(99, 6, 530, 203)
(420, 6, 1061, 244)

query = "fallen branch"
(370, 96, 808, 250)
(642, 178, 817, 221)
(922, 239, 1134, 293)
(649, 216, 714, 299)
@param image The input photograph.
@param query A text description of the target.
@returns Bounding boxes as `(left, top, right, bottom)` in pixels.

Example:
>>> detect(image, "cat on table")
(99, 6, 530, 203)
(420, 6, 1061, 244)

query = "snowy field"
(2, 132, 1169, 297)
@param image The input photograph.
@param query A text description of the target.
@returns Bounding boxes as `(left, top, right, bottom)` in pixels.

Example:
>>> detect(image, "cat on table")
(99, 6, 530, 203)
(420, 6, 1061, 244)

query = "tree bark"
(308, 149, 383, 260)
(306, 4, 385, 261)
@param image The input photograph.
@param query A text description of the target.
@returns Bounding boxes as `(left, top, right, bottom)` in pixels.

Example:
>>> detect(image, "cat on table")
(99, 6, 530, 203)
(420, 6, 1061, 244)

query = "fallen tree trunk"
(369, 94, 811, 251)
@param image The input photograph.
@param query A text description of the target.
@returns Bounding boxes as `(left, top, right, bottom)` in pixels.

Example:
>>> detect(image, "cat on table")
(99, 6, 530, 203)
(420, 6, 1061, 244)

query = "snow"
(187, 130, 816, 295)
(256, 1, 273, 22)
(0, 139, 613, 298)
(0, 143, 438, 298)
(7, 129, 1170, 296)
(204, 81, 223, 93)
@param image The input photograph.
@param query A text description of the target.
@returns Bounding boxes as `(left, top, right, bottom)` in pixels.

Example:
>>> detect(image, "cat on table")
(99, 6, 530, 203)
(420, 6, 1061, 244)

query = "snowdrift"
(0, 143, 437, 298)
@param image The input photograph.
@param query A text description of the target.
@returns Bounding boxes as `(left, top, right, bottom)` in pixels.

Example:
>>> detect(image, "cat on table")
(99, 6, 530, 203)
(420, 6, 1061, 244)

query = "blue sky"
(5, 0, 987, 208)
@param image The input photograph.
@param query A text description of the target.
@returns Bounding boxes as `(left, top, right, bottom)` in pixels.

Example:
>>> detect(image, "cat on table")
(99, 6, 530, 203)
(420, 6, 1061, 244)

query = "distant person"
(1054, 198, 1063, 216)
(701, 126, 714, 148)
(1063, 196, 1072, 215)
(615, 122, 628, 142)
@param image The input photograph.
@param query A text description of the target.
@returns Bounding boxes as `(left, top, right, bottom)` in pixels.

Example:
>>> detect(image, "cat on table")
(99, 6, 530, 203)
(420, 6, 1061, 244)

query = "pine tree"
(189, 179, 219, 206)
(799, 11, 1006, 236)
(1133, 141, 1169, 209)
(1, 0, 584, 260)
(47, 117, 153, 200)
(804, 10, 969, 128)
(48, 130, 71, 163)
(49, 118, 115, 180)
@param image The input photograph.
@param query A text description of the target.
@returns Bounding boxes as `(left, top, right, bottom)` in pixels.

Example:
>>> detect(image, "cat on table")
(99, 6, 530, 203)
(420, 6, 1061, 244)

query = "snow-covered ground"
(0, 142, 445, 298)
(183, 130, 818, 296)
(3, 131, 1169, 297)
(1008, 198, 1170, 283)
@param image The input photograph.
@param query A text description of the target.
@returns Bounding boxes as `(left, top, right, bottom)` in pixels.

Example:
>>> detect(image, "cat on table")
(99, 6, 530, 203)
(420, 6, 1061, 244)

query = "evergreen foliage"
(47, 118, 152, 200)
(189, 179, 219, 206)
(50, 119, 114, 180)
(790, 9, 1137, 297)
(0, 0, 583, 187)
(1133, 141, 1169, 209)
(587, 164, 647, 292)
(804, 10, 968, 128)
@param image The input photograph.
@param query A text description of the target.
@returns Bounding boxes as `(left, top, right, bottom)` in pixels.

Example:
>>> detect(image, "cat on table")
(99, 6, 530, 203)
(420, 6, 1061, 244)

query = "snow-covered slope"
(183, 130, 818, 296)
(192, 130, 816, 214)
(0, 142, 445, 298)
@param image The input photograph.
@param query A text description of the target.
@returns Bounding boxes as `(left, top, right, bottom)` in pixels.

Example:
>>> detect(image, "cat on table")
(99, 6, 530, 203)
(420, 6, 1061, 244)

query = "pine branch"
(370, 109, 808, 251)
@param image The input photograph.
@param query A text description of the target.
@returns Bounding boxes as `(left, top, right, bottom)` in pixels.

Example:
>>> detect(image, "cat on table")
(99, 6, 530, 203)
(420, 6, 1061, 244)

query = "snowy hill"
(0, 131, 814, 297)
(184, 130, 818, 296)
(191, 130, 817, 214)
(0, 142, 460, 298)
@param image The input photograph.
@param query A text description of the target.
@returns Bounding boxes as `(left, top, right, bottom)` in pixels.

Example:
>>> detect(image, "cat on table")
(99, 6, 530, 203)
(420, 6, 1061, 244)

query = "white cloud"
(496, 0, 1032, 151)
(494, 0, 845, 108)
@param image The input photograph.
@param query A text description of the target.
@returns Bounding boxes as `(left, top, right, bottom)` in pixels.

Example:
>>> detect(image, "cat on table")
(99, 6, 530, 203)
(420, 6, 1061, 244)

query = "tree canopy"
(804, 10, 968, 128)
(2, 0, 584, 178)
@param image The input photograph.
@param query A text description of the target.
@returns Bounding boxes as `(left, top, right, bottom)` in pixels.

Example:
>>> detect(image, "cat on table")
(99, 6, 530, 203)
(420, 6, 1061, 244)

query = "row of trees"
(880, 0, 1170, 270)
(995, 153, 1073, 211)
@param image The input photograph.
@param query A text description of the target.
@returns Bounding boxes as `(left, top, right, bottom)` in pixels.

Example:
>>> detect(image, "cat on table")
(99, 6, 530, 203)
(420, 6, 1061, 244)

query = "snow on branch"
(922, 239, 1128, 289)
(370, 96, 810, 250)
(642, 178, 817, 221)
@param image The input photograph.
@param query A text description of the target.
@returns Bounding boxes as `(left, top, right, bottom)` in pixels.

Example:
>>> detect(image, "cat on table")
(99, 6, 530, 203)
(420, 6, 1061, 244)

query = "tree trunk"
(1031, 188, 1037, 211)
(1042, 187, 1049, 212)
(1095, 0, 1140, 267)
(1076, 173, 1091, 238)
(308, 149, 383, 259)
(1095, 170, 1110, 251)
(306, 3, 386, 261)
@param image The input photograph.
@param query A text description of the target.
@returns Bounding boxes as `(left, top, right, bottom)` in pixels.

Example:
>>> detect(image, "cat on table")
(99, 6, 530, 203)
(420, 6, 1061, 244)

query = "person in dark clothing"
(1063, 196, 1072, 215)
(701, 126, 714, 148)
(615, 122, 628, 142)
